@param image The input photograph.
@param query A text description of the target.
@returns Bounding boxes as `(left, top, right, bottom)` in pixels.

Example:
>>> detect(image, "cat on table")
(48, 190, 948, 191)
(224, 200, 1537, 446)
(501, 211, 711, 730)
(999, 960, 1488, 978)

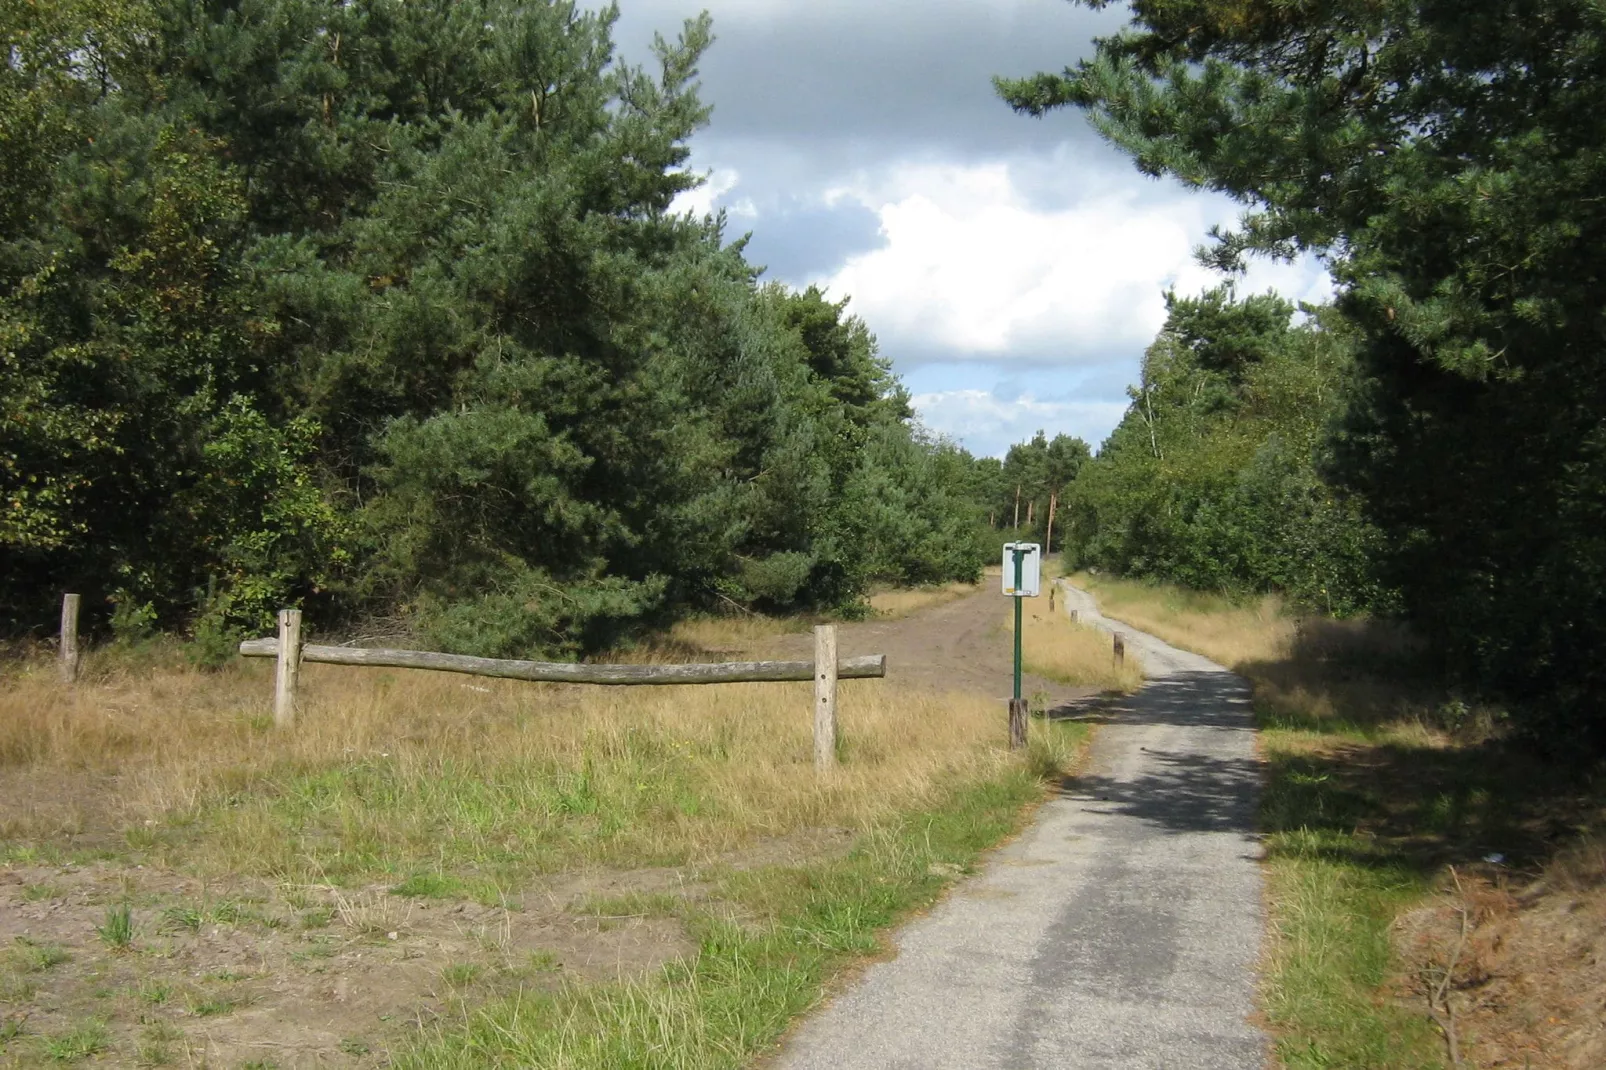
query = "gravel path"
(770, 580, 1269, 1069)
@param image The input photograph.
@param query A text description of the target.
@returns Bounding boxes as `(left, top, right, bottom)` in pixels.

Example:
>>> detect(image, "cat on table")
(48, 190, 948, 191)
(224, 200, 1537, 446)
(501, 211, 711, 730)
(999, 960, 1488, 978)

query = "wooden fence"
(238, 609, 883, 772)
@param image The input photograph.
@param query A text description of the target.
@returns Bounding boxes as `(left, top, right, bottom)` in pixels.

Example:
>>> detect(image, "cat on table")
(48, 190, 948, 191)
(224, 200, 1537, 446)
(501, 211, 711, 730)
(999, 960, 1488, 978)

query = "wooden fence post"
(813, 624, 837, 772)
(1069, 609, 1078, 623)
(1113, 632, 1125, 667)
(274, 609, 302, 729)
(58, 593, 80, 684)
(1009, 698, 1028, 750)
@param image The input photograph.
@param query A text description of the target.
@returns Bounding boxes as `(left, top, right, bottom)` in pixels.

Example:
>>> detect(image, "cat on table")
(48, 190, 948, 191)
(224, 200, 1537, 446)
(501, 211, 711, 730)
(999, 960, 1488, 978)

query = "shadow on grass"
(1243, 617, 1602, 880)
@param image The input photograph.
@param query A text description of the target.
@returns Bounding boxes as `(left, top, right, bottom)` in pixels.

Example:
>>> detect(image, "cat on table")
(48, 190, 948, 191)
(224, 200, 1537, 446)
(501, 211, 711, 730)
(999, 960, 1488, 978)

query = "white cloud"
(912, 388, 1130, 458)
(814, 160, 1332, 366)
(670, 167, 742, 219)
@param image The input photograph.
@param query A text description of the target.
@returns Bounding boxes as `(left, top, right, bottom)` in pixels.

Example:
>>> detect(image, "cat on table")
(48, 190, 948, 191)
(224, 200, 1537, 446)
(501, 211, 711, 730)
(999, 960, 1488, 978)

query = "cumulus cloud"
(912, 389, 1129, 459)
(814, 160, 1332, 367)
(614, 0, 1337, 453)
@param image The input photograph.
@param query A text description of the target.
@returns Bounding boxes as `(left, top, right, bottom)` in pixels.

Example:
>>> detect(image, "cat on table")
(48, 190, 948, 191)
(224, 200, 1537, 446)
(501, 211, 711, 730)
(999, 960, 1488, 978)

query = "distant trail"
(769, 580, 1269, 1070)
(761, 585, 1095, 704)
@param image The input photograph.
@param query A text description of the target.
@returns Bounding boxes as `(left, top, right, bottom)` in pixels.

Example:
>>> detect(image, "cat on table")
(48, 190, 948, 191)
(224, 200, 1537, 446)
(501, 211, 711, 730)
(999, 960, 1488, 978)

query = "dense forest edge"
(999, 0, 1606, 757)
(2, 0, 1036, 663)
(5, 0, 1605, 758)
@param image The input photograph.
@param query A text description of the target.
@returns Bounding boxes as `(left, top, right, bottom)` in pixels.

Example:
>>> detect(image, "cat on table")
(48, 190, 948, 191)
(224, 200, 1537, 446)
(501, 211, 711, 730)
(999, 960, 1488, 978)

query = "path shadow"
(1060, 749, 1262, 836)
(1046, 670, 1253, 730)
(1040, 671, 1263, 837)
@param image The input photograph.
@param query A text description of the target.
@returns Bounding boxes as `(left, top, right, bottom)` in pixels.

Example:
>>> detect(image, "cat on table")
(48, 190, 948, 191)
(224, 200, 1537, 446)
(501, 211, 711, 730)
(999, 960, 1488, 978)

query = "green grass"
(14, 939, 70, 972)
(391, 873, 466, 899)
(95, 902, 135, 951)
(393, 765, 1071, 1069)
(42, 1019, 109, 1062)
(1259, 734, 1445, 1068)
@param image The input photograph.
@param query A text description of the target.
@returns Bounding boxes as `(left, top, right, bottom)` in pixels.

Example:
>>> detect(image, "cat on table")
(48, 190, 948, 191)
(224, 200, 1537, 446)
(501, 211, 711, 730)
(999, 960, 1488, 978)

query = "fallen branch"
(1426, 866, 1470, 1068)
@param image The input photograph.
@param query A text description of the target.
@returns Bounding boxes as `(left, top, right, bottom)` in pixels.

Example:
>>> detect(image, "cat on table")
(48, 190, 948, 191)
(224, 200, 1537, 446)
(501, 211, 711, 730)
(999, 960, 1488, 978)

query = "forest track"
(760, 584, 1094, 705)
(768, 580, 1269, 1069)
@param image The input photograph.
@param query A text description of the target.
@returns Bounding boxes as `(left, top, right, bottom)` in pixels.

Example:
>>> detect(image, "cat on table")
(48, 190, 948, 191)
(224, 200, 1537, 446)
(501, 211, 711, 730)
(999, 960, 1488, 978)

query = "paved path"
(772, 581, 1268, 1069)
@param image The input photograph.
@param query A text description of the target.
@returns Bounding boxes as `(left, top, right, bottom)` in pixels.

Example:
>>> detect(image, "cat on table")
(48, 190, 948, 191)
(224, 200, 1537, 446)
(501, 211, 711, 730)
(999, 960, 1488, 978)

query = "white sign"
(1002, 542, 1041, 597)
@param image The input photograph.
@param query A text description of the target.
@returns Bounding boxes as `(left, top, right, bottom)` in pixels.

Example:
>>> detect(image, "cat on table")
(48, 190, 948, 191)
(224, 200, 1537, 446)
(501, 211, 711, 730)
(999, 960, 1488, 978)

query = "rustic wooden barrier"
(58, 593, 81, 684)
(1113, 631, 1126, 666)
(273, 609, 302, 729)
(239, 622, 884, 765)
(238, 637, 885, 685)
(814, 624, 838, 771)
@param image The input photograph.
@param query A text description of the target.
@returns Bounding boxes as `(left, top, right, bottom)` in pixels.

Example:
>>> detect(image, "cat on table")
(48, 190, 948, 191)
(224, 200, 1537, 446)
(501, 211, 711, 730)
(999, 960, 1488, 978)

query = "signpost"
(1002, 542, 1041, 748)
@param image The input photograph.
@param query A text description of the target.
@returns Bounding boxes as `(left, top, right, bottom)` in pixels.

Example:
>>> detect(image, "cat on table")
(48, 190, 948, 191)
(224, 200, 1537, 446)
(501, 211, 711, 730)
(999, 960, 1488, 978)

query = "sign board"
(1002, 542, 1041, 597)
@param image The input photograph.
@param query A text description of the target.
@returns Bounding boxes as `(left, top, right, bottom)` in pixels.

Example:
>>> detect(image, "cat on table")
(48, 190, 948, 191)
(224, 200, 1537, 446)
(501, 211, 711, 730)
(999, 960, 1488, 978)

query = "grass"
(1015, 599, 1145, 693)
(0, 651, 1041, 883)
(656, 614, 810, 657)
(1070, 572, 1291, 669)
(868, 581, 978, 619)
(1071, 571, 1604, 1068)
(41, 1019, 108, 1062)
(95, 903, 135, 951)
(396, 728, 1087, 1069)
(0, 624, 1088, 1065)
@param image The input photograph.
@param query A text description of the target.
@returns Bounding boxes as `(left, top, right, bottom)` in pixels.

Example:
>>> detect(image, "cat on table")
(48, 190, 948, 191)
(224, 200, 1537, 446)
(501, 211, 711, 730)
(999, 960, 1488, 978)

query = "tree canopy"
(2, 0, 995, 658)
(999, 0, 1606, 749)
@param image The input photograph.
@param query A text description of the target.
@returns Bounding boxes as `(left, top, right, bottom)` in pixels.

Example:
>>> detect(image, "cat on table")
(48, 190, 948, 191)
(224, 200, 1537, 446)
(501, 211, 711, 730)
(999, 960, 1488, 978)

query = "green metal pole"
(1012, 548, 1024, 703)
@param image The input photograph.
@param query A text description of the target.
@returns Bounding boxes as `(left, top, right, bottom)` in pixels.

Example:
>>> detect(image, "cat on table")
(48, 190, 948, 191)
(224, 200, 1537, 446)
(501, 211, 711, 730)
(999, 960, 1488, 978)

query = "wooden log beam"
(238, 639, 886, 685)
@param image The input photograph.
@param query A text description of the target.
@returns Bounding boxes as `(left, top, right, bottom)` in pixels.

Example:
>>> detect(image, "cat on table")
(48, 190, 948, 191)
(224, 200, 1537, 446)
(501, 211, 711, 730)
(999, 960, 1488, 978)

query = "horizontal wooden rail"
(238, 639, 886, 685)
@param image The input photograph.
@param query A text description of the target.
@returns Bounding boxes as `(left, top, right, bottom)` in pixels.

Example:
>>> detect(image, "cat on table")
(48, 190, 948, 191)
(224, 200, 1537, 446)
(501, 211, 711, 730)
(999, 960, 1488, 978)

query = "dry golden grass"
(658, 613, 808, 655)
(868, 581, 978, 619)
(1013, 602, 1145, 693)
(1070, 571, 1293, 669)
(0, 644, 1031, 883)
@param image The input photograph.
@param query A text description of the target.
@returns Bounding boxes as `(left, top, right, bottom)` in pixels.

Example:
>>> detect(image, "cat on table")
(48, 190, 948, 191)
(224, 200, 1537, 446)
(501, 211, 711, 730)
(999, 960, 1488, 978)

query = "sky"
(608, 0, 1334, 457)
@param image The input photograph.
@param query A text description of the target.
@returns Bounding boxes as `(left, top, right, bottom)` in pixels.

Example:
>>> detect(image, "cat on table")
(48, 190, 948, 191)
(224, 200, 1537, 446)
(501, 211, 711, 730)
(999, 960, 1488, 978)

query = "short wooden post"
(58, 593, 80, 684)
(1113, 632, 1125, 666)
(1069, 609, 1078, 623)
(813, 624, 837, 771)
(1008, 698, 1028, 750)
(274, 609, 302, 729)
(1048, 586, 1056, 612)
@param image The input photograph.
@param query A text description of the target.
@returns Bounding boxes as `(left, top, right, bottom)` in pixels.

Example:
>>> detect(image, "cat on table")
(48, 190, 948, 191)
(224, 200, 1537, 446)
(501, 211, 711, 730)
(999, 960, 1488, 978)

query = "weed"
(0, 976, 35, 1004)
(137, 1039, 173, 1066)
(391, 873, 463, 899)
(0, 1017, 24, 1043)
(16, 939, 70, 972)
(96, 902, 135, 950)
(298, 906, 334, 929)
(339, 1037, 372, 1056)
(159, 906, 202, 934)
(187, 996, 235, 1017)
(43, 1019, 109, 1061)
(440, 963, 482, 988)
(19, 883, 62, 903)
(137, 980, 172, 1005)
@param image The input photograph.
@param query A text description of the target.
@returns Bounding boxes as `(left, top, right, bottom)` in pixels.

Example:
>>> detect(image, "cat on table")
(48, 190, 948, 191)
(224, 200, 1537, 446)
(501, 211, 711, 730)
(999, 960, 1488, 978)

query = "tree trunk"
(1026, 498, 1034, 526)
(1046, 491, 1058, 554)
(1013, 484, 1021, 529)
